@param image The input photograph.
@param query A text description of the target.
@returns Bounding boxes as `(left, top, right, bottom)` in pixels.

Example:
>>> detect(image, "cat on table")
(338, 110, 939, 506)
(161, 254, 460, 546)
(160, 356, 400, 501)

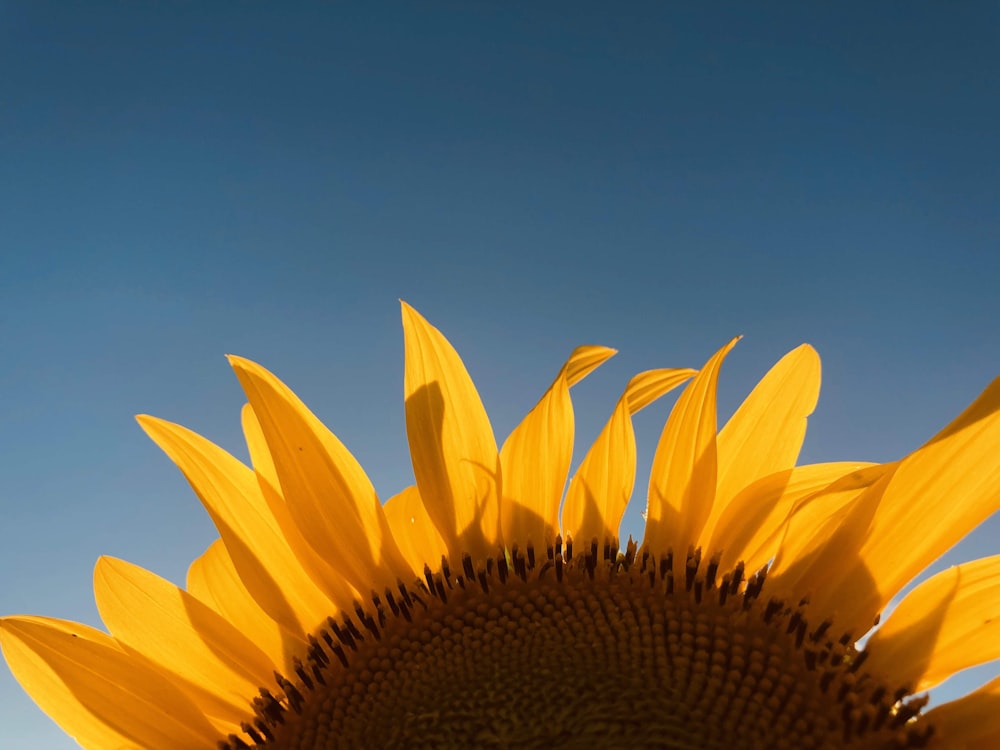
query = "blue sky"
(2, 3, 998, 746)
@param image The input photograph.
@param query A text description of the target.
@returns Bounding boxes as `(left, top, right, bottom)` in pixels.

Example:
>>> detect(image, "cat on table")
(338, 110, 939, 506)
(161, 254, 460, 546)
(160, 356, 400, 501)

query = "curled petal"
(562, 368, 695, 546)
(500, 345, 616, 549)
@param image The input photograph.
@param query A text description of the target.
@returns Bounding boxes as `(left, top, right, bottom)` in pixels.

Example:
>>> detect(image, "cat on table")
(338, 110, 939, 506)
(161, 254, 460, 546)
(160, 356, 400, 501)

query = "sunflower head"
(3, 303, 1000, 749)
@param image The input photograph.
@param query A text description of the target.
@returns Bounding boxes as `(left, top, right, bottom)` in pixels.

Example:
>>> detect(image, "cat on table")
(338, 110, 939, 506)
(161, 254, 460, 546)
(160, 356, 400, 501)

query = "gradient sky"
(2, 3, 999, 747)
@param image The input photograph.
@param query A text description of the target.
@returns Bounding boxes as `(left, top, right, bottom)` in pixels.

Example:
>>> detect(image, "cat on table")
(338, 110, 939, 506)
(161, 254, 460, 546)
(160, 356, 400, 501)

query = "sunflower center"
(228, 542, 933, 750)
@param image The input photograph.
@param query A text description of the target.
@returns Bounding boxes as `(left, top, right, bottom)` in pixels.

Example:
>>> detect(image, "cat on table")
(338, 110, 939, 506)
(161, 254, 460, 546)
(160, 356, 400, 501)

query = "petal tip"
(227, 354, 254, 371)
(135, 413, 165, 432)
(400, 300, 428, 328)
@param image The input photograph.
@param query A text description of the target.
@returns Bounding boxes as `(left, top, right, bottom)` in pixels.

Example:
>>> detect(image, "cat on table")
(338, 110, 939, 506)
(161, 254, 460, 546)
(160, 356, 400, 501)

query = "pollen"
(229, 540, 933, 750)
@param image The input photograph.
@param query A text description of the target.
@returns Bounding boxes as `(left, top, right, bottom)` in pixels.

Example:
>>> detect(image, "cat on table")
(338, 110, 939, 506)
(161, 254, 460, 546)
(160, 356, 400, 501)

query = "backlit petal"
(864, 555, 1000, 692)
(402, 301, 501, 562)
(137, 415, 336, 636)
(710, 461, 879, 573)
(230, 356, 413, 592)
(0, 616, 218, 750)
(241, 402, 280, 490)
(925, 675, 1000, 749)
(781, 377, 1000, 630)
(766, 465, 897, 627)
(562, 369, 695, 546)
(699, 344, 820, 551)
(500, 345, 616, 549)
(561, 344, 618, 387)
(187, 540, 301, 675)
(95, 557, 277, 731)
(240, 403, 361, 616)
(384, 485, 449, 577)
(644, 338, 739, 555)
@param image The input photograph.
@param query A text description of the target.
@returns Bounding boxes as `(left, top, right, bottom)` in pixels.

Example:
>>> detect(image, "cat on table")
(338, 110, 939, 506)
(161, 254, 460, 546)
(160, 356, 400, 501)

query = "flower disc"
(257, 546, 931, 750)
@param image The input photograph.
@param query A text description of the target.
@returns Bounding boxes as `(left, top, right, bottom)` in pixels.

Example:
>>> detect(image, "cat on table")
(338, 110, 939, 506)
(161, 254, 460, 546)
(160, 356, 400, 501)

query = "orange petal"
(500, 345, 616, 549)
(698, 344, 821, 551)
(94, 557, 277, 731)
(229, 356, 412, 592)
(766, 465, 895, 626)
(924, 674, 1000, 749)
(402, 302, 501, 563)
(383, 485, 449, 578)
(137, 415, 336, 636)
(780, 376, 1000, 630)
(844, 376, 1000, 625)
(644, 338, 739, 555)
(562, 369, 695, 546)
(710, 461, 880, 573)
(561, 344, 618, 387)
(0, 616, 218, 749)
(240, 403, 361, 614)
(187, 539, 302, 676)
(864, 555, 1000, 692)
(241, 402, 279, 490)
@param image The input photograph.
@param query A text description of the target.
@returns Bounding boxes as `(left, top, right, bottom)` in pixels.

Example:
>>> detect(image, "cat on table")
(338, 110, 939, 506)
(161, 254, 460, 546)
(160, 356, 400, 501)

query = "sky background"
(1, 2, 998, 747)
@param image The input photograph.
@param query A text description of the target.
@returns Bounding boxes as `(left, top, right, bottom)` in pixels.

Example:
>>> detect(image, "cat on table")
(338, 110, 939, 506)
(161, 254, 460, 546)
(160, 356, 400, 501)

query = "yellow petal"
(500, 345, 616, 549)
(782, 376, 1000, 630)
(925, 675, 1000, 749)
(95, 556, 277, 731)
(561, 344, 618, 386)
(864, 555, 1000, 692)
(241, 403, 361, 616)
(0, 616, 218, 750)
(562, 368, 695, 546)
(402, 301, 501, 563)
(847, 376, 1000, 623)
(698, 344, 821, 551)
(241, 402, 279, 490)
(383, 485, 449, 577)
(620, 368, 698, 413)
(709, 461, 880, 573)
(766, 465, 896, 621)
(187, 540, 302, 676)
(229, 356, 412, 592)
(644, 338, 739, 555)
(137, 415, 335, 636)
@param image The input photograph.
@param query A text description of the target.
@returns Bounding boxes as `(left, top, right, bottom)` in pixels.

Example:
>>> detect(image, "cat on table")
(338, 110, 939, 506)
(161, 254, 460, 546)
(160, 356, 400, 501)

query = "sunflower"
(3, 303, 1000, 750)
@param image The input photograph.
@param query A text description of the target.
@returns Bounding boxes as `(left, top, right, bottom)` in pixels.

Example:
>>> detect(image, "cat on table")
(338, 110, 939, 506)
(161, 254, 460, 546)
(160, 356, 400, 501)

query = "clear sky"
(1, 3, 998, 747)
